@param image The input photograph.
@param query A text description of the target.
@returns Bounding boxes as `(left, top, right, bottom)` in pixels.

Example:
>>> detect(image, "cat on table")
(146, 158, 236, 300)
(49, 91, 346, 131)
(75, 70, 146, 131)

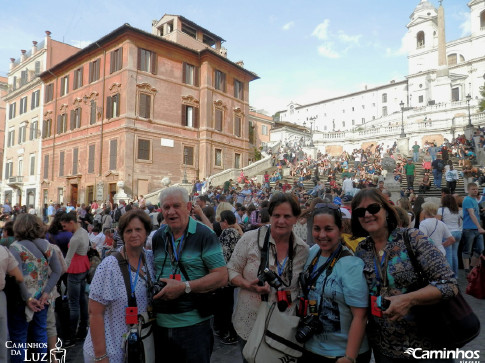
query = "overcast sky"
(0, 0, 472, 115)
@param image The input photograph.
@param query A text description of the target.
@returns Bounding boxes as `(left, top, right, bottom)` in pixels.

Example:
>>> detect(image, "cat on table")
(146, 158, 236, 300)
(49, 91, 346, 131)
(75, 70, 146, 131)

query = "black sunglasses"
(353, 203, 382, 218)
(315, 203, 340, 210)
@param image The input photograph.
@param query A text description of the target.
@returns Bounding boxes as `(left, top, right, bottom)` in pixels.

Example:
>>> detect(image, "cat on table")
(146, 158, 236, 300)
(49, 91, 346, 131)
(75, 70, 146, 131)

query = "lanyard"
(307, 244, 342, 290)
(373, 249, 389, 292)
(171, 233, 185, 262)
(128, 256, 142, 298)
(276, 256, 288, 276)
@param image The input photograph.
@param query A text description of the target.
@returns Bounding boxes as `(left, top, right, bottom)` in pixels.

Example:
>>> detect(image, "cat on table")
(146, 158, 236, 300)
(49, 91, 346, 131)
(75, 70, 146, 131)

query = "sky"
(0, 0, 473, 115)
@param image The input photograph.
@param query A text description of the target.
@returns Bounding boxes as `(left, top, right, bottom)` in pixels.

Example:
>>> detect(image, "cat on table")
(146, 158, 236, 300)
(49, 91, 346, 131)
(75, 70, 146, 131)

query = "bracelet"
(94, 353, 108, 361)
(344, 355, 356, 363)
(27, 297, 34, 303)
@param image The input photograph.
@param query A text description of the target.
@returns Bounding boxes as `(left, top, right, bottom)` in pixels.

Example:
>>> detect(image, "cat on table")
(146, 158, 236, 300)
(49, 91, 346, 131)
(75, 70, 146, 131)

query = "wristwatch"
(184, 281, 191, 294)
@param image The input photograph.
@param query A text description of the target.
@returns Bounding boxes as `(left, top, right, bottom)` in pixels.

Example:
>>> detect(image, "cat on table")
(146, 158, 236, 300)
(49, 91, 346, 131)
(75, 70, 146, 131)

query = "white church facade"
(275, 0, 485, 154)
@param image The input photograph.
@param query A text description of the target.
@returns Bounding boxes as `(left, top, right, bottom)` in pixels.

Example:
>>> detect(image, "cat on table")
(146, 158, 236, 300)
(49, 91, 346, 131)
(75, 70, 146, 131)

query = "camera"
(276, 290, 289, 312)
(295, 314, 324, 343)
(379, 296, 390, 311)
(150, 281, 167, 297)
(258, 268, 283, 289)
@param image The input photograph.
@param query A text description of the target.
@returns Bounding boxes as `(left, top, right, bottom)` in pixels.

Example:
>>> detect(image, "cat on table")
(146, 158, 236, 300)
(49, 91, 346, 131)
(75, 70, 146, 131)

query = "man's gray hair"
(159, 186, 190, 205)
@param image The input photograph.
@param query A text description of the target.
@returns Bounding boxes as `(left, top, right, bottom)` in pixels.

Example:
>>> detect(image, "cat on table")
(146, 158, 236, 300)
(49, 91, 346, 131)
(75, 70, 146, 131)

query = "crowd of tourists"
(0, 132, 484, 363)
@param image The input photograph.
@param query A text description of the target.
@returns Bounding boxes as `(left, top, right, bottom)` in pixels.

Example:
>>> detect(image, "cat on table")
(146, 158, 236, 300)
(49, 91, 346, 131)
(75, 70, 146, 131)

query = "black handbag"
(403, 230, 480, 349)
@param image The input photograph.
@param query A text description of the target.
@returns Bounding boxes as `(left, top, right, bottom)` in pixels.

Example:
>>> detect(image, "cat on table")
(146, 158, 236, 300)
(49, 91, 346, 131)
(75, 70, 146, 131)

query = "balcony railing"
(8, 176, 24, 184)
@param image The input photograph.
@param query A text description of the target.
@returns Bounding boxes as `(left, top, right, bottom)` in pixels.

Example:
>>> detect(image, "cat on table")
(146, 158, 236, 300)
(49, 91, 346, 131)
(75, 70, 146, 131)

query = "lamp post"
(182, 148, 188, 184)
(466, 93, 472, 127)
(310, 121, 314, 146)
(400, 100, 406, 138)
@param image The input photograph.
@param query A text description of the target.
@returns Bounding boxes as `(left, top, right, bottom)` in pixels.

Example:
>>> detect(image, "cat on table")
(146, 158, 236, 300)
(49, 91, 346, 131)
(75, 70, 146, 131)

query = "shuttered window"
(183, 146, 194, 166)
(109, 139, 117, 170)
(73, 67, 83, 90)
(137, 139, 151, 161)
(214, 70, 226, 91)
(106, 93, 120, 119)
(60, 76, 69, 96)
(234, 116, 241, 137)
(45, 83, 54, 103)
(181, 105, 199, 128)
(234, 79, 243, 100)
(43, 154, 49, 179)
(88, 145, 95, 173)
(89, 59, 100, 83)
(72, 148, 78, 175)
(137, 48, 157, 74)
(110, 48, 123, 73)
(183, 63, 199, 86)
(139, 93, 151, 118)
(215, 109, 223, 131)
(90, 100, 97, 124)
(59, 151, 65, 177)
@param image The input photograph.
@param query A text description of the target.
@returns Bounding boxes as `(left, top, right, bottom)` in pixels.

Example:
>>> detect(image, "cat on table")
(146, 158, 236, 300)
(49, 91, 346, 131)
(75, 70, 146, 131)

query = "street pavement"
(65, 269, 483, 363)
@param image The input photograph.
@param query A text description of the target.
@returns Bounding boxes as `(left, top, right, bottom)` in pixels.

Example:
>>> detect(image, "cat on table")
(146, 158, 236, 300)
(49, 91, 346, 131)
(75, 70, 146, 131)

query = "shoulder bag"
(113, 252, 155, 363)
(242, 226, 304, 362)
(403, 230, 480, 349)
(466, 258, 485, 300)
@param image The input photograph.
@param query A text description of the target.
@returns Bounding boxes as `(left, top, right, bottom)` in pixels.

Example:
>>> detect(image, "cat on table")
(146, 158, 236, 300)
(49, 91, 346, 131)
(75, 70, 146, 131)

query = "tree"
(479, 82, 485, 112)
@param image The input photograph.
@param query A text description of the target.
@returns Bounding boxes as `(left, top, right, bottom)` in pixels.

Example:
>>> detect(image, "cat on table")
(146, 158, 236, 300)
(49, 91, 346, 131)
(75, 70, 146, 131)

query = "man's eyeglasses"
(353, 203, 382, 218)
(315, 203, 340, 210)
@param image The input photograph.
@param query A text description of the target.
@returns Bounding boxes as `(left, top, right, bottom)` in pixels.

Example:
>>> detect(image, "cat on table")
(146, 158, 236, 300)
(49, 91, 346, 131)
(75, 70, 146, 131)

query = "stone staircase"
(269, 157, 467, 198)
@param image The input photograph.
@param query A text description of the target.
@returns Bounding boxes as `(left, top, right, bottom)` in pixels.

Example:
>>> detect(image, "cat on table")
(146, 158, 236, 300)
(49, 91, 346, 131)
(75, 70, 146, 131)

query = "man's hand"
(154, 278, 186, 301)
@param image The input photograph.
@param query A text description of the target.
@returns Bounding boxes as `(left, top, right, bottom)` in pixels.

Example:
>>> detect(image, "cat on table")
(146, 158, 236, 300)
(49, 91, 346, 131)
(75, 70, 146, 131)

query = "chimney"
(20, 50, 27, 62)
(9, 58, 15, 71)
(32, 41, 38, 54)
(45, 30, 51, 45)
(236, 60, 244, 67)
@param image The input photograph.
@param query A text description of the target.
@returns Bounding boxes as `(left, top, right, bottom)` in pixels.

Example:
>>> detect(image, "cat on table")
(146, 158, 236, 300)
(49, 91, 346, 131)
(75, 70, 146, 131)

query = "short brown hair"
(118, 209, 152, 242)
(13, 214, 46, 241)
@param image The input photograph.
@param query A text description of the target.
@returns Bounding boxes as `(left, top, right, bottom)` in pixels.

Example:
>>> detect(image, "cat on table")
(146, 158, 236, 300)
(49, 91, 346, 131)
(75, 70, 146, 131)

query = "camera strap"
(301, 244, 343, 298)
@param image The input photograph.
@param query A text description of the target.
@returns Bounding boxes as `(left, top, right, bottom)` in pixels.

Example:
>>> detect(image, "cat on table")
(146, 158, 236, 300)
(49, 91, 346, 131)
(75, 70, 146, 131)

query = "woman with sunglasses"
(351, 189, 457, 363)
(299, 203, 370, 363)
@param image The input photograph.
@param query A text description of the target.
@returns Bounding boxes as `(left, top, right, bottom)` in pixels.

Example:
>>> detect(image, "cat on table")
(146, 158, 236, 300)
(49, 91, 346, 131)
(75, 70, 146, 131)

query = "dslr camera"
(149, 281, 167, 297)
(258, 268, 283, 289)
(295, 314, 324, 343)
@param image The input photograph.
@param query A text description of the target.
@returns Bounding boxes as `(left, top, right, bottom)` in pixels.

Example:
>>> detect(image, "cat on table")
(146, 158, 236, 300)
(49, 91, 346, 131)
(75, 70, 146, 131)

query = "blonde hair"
(421, 201, 438, 217)
(215, 202, 233, 222)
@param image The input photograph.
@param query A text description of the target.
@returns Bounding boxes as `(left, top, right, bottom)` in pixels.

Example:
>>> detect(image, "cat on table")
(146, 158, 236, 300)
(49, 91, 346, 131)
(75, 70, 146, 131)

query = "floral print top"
(355, 227, 457, 358)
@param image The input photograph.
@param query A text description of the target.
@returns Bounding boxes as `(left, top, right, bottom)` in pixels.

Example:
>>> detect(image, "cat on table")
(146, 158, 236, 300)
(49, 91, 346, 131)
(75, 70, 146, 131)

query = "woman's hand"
(38, 292, 50, 307)
(244, 279, 271, 295)
(382, 294, 413, 321)
(26, 297, 43, 312)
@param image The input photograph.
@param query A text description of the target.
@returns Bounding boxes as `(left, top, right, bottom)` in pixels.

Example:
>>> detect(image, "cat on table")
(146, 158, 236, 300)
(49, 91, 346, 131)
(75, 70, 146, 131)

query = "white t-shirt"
(437, 207, 462, 232)
(419, 218, 452, 255)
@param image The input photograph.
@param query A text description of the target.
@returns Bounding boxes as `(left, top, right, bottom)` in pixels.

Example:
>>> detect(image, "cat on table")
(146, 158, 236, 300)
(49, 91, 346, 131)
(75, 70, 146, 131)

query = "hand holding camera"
(152, 278, 185, 301)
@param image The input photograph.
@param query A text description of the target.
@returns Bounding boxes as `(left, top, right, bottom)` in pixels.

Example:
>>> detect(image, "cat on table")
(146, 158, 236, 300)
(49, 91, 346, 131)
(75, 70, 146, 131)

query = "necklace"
(377, 249, 384, 257)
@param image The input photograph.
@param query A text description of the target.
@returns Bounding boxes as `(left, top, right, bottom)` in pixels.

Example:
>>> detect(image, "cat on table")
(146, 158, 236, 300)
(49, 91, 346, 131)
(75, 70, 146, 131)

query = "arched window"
(417, 31, 425, 48)
(481, 10, 485, 30)
(447, 53, 457, 66)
